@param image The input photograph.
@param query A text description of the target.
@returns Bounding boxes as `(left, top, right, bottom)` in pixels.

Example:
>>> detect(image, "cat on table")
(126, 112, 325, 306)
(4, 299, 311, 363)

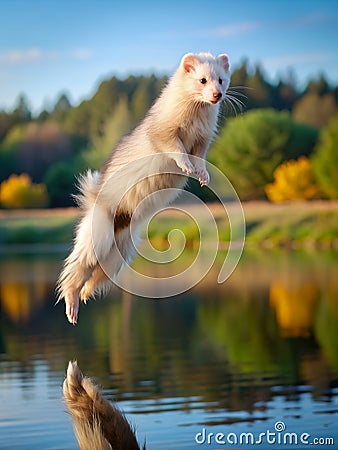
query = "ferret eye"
(200, 78, 207, 84)
(219, 78, 223, 85)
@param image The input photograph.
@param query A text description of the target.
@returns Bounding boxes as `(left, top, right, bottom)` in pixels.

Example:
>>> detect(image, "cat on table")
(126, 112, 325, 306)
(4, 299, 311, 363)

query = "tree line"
(0, 61, 337, 207)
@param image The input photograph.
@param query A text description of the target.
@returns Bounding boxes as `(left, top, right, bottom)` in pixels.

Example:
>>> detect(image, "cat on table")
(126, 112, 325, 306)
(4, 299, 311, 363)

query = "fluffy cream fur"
(57, 52, 230, 324)
(63, 361, 144, 450)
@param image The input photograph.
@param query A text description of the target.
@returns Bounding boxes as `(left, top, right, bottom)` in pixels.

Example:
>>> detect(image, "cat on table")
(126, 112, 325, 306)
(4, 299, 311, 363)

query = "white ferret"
(57, 52, 231, 324)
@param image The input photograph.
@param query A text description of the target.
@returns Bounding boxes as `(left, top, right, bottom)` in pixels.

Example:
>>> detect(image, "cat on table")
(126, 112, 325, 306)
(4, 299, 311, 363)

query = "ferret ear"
(181, 53, 198, 73)
(217, 53, 230, 71)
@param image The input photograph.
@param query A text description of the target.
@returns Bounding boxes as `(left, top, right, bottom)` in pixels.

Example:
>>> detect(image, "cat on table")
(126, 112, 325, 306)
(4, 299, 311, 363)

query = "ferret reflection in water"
(63, 361, 145, 450)
(57, 52, 231, 324)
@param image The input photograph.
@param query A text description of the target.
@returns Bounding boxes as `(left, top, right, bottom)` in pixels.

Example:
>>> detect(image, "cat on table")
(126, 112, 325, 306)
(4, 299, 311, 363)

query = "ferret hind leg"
(80, 226, 139, 301)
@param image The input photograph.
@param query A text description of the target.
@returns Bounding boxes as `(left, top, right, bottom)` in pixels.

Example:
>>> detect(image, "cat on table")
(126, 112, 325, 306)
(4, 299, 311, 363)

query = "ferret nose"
(213, 92, 222, 101)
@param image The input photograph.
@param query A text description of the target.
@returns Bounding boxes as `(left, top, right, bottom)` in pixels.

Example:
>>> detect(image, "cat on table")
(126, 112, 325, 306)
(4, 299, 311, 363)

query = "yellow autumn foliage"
(270, 281, 318, 337)
(265, 156, 320, 203)
(0, 173, 49, 208)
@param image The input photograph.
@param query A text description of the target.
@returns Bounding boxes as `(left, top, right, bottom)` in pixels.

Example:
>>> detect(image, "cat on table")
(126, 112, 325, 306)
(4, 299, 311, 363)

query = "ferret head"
(179, 52, 230, 105)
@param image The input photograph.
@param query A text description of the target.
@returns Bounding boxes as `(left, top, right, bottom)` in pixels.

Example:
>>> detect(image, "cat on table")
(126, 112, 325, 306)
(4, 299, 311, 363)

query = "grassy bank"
(243, 201, 338, 249)
(0, 201, 337, 250)
(0, 208, 77, 246)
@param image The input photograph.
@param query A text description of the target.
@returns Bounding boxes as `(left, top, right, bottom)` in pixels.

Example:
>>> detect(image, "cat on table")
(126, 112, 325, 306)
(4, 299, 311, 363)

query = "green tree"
(230, 60, 249, 88)
(0, 144, 17, 182)
(82, 95, 132, 170)
(107, 95, 133, 142)
(273, 71, 298, 111)
(245, 65, 273, 109)
(16, 121, 72, 181)
(52, 93, 72, 119)
(44, 162, 76, 207)
(0, 111, 15, 141)
(304, 74, 330, 96)
(293, 92, 338, 128)
(64, 99, 92, 139)
(311, 114, 338, 199)
(12, 94, 32, 122)
(0, 96, 31, 142)
(208, 109, 318, 200)
(0, 124, 26, 182)
(87, 77, 122, 139)
(285, 120, 318, 160)
(37, 109, 50, 122)
(131, 80, 152, 122)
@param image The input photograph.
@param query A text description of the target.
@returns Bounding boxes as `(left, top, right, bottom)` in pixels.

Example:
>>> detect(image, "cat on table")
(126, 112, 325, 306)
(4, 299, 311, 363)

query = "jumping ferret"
(57, 52, 231, 324)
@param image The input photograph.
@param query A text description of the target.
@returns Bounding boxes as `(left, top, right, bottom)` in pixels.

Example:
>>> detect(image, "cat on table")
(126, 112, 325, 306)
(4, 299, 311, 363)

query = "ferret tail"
(74, 170, 102, 211)
(63, 361, 144, 450)
(72, 169, 115, 265)
(56, 170, 114, 304)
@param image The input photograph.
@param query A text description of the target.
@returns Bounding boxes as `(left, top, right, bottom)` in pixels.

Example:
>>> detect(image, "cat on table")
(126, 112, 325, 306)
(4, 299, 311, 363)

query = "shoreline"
(0, 201, 337, 251)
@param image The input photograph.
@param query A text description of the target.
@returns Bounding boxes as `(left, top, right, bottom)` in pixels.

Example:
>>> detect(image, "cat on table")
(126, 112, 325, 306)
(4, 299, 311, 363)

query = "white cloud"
(288, 11, 338, 28)
(208, 21, 261, 37)
(70, 48, 94, 60)
(0, 47, 94, 65)
(0, 48, 43, 64)
(263, 52, 336, 70)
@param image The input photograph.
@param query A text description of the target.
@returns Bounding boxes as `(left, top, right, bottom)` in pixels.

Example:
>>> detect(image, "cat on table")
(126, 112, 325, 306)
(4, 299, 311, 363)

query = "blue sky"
(1, 0, 337, 113)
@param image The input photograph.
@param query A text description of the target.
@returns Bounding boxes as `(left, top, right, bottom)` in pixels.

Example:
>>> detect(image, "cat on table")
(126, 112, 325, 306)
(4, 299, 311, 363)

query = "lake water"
(0, 248, 337, 449)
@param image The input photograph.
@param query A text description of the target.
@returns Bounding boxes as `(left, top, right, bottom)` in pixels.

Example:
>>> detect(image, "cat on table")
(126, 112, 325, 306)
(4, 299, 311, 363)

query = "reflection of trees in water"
(0, 257, 58, 324)
(0, 250, 337, 414)
(0, 282, 48, 323)
(314, 283, 338, 374)
(270, 282, 319, 337)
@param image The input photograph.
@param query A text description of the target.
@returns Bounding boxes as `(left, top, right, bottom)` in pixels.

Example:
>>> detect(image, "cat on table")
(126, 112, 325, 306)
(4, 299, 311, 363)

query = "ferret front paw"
(173, 155, 194, 175)
(195, 167, 210, 186)
(182, 162, 194, 175)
